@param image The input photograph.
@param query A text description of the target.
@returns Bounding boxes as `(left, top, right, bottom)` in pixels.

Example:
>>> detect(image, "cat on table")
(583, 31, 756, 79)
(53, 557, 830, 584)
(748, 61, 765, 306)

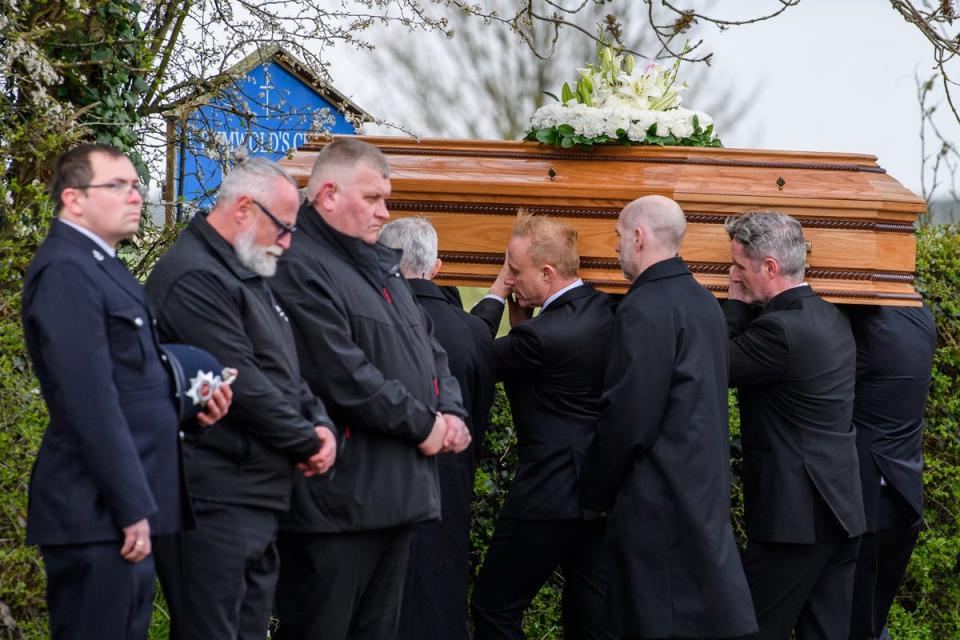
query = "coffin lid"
(282, 136, 927, 306)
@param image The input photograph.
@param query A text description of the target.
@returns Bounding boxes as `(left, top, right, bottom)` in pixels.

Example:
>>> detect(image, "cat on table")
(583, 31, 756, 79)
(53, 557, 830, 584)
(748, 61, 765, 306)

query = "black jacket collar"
(296, 201, 402, 283)
(626, 256, 690, 295)
(762, 284, 815, 314)
(408, 278, 446, 300)
(540, 281, 593, 314)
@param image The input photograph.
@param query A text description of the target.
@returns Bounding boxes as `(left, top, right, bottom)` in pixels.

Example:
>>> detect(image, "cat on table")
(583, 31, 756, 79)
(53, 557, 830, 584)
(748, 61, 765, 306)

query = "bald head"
(616, 195, 687, 281)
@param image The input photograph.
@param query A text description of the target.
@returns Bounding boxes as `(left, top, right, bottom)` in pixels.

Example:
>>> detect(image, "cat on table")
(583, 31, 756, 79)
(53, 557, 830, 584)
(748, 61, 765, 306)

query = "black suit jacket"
(409, 280, 495, 465)
(21, 221, 187, 545)
(726, 286, 866, 544)
(845, 304, 936, 529)
(472, 284, 615, 520)
(580, 257, 757, 638)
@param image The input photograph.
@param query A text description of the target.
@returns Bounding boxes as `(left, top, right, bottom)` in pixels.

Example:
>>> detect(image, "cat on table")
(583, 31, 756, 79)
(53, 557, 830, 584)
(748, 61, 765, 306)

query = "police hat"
(159, 344, 235, 423)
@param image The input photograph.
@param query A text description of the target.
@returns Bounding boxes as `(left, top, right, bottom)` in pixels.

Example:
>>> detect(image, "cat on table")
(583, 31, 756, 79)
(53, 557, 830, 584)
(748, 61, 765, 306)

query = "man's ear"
(762, 256, 780, 279)
(315, 180, 337, 210)
(634, 226, 645, 251)
(430, 258, 442, 279)
(542, 263, 558, 283)
(233, 194, 254, 224)
(58, 188, 84, 217)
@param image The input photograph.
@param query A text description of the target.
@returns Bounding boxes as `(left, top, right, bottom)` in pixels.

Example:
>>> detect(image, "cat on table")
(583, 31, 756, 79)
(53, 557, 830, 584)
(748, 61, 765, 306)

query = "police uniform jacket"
(22, 220, 187, 545)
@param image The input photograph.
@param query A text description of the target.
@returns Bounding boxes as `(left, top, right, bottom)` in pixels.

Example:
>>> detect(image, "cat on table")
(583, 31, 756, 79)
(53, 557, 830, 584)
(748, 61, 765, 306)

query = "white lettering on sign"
(213, 130, 308, 154)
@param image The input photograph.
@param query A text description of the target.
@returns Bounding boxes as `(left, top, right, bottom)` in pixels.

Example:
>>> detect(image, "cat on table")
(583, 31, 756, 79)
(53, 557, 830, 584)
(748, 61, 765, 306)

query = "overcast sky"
(325, 1, 955, 198)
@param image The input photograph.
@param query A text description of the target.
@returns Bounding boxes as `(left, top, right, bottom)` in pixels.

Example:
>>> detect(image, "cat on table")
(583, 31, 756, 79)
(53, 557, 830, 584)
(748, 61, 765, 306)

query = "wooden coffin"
(281, 136, 926, 305)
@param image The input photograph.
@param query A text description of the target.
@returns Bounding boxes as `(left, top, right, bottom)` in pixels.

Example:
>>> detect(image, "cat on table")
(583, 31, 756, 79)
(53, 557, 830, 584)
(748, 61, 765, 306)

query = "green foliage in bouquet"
(525, 115, 722, 150)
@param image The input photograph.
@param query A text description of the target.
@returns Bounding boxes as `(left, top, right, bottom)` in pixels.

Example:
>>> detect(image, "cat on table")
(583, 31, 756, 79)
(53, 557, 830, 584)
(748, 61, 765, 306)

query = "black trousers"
(399, 460, 474, 640)
(471, 518, 615, 640)
(41, 541, 155, 640)
(154, 500, 280, 640)
(849, 487, 921, 640)
(273, 525, 413, 640)
(741, 495, 862, 640)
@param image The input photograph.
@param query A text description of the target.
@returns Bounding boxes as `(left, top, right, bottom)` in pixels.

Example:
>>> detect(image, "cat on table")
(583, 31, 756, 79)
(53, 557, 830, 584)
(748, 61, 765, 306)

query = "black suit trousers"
(41, 541, 155, 640)
(471, 518, 615, 640)
(273, 526, 412, 640)
(849, 487, 921, 640)
(154, 500, 280, 640)
(399, 459, 474, 640)
(742, 494, 862, 640)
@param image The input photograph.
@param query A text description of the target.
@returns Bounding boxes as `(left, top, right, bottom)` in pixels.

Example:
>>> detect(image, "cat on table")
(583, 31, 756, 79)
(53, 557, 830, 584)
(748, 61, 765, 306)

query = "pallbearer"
(581, 195, 757, 640)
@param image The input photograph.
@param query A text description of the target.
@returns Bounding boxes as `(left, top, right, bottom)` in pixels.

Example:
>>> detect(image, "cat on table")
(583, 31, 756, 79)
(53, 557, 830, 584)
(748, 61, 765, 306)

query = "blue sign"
(174, 56, 360, 211)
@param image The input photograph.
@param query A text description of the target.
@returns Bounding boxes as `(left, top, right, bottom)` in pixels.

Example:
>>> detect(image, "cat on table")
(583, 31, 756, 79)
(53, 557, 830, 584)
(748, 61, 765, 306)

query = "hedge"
(1, 224, 958, 639)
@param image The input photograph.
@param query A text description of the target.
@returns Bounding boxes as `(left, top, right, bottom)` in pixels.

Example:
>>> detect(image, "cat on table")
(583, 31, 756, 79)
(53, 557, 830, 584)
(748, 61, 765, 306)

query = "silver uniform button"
(134, 317, 144, 327)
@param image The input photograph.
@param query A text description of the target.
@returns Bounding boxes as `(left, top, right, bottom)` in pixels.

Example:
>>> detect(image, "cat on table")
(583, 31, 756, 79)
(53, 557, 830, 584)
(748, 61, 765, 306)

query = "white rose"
(653, 112, 674, 137)
(669, 114, 694, 139)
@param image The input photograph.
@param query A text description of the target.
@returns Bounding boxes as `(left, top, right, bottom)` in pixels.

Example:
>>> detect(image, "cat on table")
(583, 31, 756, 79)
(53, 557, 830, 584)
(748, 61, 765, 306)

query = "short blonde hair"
(511, 211, 579, 278)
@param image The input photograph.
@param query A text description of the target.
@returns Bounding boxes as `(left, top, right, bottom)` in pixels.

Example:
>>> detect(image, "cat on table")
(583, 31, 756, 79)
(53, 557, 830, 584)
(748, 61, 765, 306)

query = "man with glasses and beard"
(145, 157, 337, 640)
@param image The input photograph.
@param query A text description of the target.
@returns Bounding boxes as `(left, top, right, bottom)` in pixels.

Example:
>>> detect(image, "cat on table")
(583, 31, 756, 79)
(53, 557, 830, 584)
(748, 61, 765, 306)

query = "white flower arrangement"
(526, 45, 721, 149)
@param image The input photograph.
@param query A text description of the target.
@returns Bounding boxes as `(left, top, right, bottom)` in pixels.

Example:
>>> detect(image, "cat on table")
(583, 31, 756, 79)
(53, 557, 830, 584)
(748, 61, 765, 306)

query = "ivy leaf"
(560, 136, 575, 148)
(557, 124, 575, 136)
(91, 48, 113, 62)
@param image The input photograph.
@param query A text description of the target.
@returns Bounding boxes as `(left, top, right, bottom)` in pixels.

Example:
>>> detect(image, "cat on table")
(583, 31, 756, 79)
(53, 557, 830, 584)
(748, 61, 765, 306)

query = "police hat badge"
(159, 344, 238, 423)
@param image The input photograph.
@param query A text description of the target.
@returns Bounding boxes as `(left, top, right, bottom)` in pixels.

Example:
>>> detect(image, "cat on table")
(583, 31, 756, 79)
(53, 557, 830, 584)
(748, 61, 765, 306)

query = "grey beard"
(235, 226, 279, 277)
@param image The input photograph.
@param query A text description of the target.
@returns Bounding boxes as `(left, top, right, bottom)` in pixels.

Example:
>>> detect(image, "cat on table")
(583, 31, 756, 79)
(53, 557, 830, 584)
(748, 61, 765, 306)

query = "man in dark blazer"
(469, 213, 616, 640)
(580, 195, 757, 640)
(845, 304, 936, 640)
(380, 216, 496, 640)
(725, 211, 866, 640)
(21, 144, 229, 640)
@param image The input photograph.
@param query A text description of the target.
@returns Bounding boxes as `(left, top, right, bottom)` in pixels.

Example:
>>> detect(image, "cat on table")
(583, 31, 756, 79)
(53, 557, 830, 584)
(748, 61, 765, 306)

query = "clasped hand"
(418, 413, 472, 456)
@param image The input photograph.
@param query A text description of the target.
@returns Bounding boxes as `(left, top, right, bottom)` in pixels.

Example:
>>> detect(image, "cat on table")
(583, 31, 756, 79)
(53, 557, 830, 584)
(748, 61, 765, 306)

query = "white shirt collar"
(541, 278, 584, 312)
(58, 218, 116, 258)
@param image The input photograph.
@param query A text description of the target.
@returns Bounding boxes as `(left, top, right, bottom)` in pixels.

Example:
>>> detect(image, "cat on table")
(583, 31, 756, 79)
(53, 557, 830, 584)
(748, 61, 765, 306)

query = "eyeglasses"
(253, 199, 297, 239)
(73, 181, 148, 198)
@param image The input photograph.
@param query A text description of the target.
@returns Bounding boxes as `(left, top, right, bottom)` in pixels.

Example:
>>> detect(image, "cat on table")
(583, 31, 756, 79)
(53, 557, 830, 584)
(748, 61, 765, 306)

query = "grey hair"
(725, 211, 807, 280)
(217, 156, 298, 205)
(379, 216, 438, 278)
(306, 138, 390, 199)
